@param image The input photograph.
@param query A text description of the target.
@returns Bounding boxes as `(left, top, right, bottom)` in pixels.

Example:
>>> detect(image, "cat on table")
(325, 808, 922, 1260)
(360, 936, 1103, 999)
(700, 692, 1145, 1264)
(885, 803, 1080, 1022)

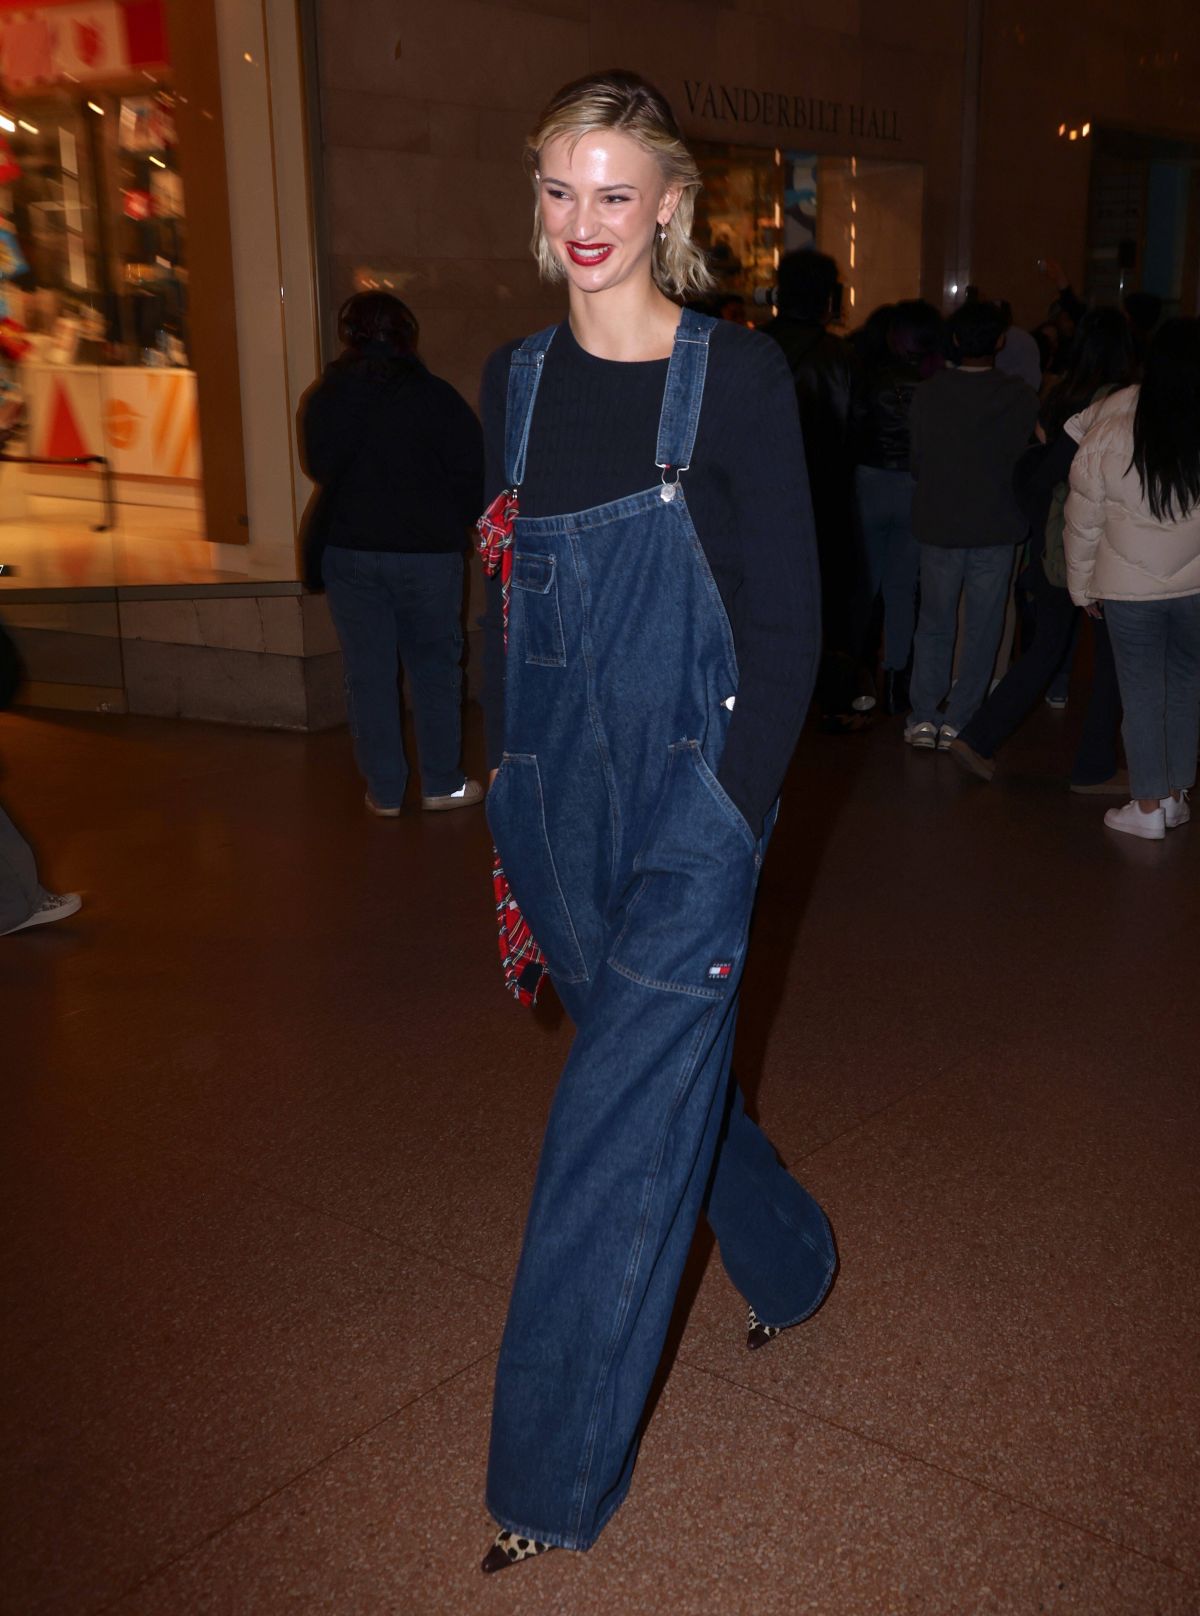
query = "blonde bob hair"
(524, 69, 714, 301)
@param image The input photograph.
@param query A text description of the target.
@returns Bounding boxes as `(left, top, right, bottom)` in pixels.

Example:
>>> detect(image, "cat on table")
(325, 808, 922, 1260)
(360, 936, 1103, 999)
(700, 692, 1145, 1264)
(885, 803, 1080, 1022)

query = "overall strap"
(504, 324, 558, 489)
(654, 308, 717, 484)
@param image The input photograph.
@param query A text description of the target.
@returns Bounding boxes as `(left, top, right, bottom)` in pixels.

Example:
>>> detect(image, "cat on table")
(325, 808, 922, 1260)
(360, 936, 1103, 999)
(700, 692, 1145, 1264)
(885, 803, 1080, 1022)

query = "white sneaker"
(2, 891, 82, 935)
(904, 721, 938, 749)
(1103, 801, 1166, 841)
(936, 724, 958, 751)
(1162, 790, 1191, 829)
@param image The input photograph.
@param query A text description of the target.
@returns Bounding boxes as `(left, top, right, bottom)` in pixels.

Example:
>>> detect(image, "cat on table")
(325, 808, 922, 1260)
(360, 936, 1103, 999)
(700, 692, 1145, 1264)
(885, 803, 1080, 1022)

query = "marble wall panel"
(322, 89, 431, 153)
(123, 641, 311, 729)
(488, 0, 589, 19)
(319, 0, 588, 109)
(119, 596, 306, 656)
(428, 102, 478, 160)
(7, 626, 125, 687)
(0, 602, 120, 638)
(303, 650, 348, 731)
(119, 599, 206, 648)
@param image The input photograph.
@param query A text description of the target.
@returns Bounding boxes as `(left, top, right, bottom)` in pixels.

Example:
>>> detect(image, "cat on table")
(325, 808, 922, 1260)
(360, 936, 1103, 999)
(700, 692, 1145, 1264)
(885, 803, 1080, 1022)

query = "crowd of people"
(760, 248, 1200, 839)
(285, 217, 1200, 855)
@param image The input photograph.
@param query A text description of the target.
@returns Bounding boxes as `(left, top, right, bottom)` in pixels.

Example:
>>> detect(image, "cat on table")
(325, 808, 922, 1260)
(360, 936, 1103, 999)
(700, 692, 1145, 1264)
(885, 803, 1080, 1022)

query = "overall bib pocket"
(487, 754, 588, 983)
(608, 741, 758, 998)
(512, 552, 566, 667)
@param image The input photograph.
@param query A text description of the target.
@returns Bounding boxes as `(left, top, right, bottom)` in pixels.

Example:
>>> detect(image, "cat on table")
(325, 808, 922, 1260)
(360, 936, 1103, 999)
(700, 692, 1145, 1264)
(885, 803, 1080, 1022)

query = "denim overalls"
(485, 310, 836, 1551)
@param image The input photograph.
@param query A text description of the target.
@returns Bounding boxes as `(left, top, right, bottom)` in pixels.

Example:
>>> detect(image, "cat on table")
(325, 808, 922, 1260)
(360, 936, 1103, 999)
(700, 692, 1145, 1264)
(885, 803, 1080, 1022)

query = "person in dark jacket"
(851, 299, 944, 713)
(764, 250, 859, 728)
(302, 293, 485, 815)
(948, 307, 1135, 788)
(904, 300, 1039, 749)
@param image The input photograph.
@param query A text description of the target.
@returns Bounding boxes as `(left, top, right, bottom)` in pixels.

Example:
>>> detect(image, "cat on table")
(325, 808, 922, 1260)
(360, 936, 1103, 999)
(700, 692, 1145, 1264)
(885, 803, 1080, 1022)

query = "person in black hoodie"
(302, 293, 485, 815)
(764, 250, 859, 729)
(851, 299, 944, 713)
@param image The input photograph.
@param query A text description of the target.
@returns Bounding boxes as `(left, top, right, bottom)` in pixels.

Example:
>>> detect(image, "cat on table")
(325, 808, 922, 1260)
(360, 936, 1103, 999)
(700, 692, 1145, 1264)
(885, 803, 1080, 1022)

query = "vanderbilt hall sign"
(682, 79, 901, 143)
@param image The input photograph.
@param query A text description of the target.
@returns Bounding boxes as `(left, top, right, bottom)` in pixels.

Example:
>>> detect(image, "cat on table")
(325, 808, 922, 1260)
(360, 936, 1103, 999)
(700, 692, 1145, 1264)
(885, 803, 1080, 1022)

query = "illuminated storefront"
(0, 0, 210, 582)
(0, 1, 335, 730)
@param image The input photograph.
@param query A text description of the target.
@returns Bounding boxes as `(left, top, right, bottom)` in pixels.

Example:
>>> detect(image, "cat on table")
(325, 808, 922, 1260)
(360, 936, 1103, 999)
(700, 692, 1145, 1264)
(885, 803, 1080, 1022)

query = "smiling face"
(537, 128, 679, 298)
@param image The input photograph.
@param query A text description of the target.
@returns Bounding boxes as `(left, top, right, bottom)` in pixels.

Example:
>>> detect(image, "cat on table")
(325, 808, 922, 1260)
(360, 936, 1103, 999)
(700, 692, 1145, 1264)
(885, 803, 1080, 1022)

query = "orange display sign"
(27, 361, 200, 485)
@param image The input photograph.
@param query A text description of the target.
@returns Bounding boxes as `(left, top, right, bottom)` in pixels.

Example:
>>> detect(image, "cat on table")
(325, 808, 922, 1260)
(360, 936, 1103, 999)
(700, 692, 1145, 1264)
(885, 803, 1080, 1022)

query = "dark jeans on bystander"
(322, 546, 467, 808)
(959, 569, 1123, 785)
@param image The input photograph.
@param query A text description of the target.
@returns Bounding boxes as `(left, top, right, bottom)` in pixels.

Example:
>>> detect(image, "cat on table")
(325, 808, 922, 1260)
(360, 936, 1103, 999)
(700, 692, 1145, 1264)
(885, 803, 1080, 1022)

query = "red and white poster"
(0, 2, 168, 92)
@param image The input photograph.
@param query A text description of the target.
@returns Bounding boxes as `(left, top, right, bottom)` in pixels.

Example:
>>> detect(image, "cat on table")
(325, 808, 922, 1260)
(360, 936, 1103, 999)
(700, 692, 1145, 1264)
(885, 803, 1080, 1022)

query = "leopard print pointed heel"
(746, 1304, 784, 1351)
(480, 1530, 554, 1574)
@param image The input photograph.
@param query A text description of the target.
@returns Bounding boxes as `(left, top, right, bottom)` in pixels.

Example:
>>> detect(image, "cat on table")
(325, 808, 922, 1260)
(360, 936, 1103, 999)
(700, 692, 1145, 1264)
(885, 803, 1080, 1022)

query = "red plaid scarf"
(477, 487, 547, 1007)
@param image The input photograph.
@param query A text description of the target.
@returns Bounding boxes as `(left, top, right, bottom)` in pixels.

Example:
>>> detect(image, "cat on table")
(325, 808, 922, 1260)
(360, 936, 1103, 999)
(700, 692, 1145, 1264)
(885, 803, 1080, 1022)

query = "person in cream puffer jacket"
(1063, 317, 1200, 840)
(1064, 386, 1200, 606)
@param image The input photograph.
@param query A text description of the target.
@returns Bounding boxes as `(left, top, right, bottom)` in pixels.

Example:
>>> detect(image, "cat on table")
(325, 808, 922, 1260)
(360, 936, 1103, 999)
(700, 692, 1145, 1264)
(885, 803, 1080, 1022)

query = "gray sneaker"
(421, 778, 484, 812)
(903, 721, 938, 749)
(3, 891, 82, 936)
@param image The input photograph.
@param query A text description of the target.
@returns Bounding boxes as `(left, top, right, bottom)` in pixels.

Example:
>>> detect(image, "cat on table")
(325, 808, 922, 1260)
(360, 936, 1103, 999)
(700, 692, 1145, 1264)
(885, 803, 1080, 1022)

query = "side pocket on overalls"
(487, 754, 589, 984)
(608, 741, 759, 998)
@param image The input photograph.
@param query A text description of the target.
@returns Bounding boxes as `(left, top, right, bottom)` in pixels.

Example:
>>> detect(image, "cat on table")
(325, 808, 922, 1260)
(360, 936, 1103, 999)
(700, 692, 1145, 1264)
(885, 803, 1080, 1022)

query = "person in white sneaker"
(1064, 318, 1200, 842)
(0, 804, 82, 934)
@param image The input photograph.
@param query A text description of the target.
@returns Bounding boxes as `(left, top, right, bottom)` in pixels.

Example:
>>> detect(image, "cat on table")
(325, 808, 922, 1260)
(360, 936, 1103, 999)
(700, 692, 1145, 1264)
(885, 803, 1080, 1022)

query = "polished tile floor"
(2, 700, 1197, 1615)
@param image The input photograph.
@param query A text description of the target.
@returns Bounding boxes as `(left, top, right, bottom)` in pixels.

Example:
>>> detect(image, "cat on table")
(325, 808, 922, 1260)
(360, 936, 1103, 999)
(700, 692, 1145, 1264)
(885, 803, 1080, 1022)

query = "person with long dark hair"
(302, 292, 484, 815)
(949, 306, 1135, 787)
(1064, 317, 1200, 838)
(476, 69, 834, 1573)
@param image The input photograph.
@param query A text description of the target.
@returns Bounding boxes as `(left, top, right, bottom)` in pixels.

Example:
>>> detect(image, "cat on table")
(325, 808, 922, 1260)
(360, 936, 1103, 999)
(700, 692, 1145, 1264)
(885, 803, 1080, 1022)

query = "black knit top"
(480, 317, 820, 837)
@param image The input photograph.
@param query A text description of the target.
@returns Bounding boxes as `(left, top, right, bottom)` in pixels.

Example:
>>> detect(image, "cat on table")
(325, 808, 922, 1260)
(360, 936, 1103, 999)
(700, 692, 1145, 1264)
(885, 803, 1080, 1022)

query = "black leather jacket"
(852, 358, 923, 471)
(762, 317, 854, 498)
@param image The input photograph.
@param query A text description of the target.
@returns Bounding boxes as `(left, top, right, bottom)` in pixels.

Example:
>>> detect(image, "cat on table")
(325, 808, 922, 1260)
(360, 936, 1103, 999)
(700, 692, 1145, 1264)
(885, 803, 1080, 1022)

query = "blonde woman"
(477, 71, 835, 1572)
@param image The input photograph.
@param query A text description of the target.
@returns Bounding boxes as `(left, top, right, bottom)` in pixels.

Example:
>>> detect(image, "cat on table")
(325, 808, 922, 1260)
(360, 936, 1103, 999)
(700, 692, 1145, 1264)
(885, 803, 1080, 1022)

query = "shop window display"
(693, 143, 925, 327)
(0, 0, 219, 589)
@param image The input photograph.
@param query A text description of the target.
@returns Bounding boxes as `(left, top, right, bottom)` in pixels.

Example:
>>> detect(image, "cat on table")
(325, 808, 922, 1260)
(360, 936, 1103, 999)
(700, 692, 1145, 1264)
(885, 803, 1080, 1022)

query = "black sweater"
(302, 355, 484, 554)
(481, 318, 821, 838)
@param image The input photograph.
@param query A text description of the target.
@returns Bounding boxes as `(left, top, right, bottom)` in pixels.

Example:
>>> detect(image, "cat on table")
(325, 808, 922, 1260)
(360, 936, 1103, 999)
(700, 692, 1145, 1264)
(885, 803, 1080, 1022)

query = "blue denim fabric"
(485, 313, 835, 1552)
(854, 465, 919, 671)
(1104, 595, 1200, 800)
(908, 543, 1017, 730)
(0, 803, 45, 933)
(322, 547, 465, 804)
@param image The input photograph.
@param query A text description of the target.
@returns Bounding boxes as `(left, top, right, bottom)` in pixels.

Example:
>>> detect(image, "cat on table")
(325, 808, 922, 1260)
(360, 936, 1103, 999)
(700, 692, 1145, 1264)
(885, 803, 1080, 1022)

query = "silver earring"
(657, 225, 666, 242)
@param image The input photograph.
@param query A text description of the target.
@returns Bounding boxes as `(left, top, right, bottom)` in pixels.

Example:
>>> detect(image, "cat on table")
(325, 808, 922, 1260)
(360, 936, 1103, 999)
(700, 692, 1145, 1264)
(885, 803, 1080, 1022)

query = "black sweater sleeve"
(710, 332, 821, 835)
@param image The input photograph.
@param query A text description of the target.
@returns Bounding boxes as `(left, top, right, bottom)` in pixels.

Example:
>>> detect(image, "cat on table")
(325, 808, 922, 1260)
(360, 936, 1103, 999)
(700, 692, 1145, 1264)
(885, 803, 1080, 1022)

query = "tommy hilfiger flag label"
(706, 959, 734, 981)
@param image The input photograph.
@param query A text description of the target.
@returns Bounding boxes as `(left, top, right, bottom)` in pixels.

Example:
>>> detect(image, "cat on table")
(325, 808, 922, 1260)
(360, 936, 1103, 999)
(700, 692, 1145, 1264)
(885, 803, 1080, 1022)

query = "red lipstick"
(566, 241, 614, 266)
